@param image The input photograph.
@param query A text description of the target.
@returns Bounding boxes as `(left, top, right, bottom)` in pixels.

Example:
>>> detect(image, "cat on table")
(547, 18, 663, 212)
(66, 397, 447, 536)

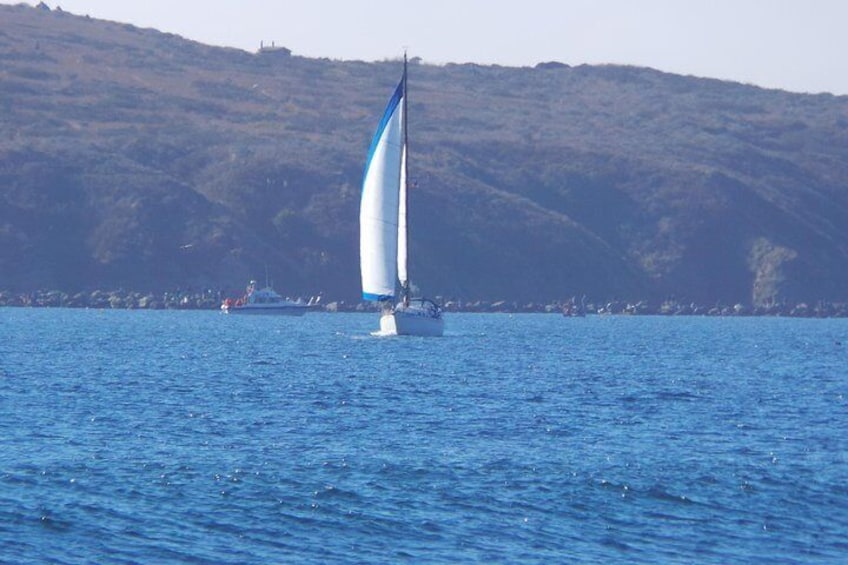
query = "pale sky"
(9, 0, 848, 95)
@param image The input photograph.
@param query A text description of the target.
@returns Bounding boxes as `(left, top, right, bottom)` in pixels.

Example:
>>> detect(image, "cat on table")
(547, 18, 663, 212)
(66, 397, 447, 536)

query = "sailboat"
(359, 54, 444, 336)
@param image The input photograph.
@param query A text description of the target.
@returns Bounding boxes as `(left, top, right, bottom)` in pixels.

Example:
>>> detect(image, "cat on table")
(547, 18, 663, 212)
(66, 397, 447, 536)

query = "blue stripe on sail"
(363, 292, 394, 302)
(362, 79, 404, 187)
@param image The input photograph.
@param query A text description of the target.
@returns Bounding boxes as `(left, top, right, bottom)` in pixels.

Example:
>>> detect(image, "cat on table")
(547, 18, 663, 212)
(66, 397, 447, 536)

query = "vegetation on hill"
(2, 3, 847, 308)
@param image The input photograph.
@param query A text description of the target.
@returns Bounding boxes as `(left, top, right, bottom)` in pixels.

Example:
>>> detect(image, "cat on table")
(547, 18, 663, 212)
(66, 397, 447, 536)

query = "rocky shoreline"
(1, 289, 847, 318)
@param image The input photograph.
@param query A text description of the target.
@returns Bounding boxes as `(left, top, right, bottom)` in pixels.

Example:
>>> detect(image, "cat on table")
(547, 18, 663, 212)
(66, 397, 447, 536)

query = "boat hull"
(380, 310, 444, 337)
(221, 305, 309, 316)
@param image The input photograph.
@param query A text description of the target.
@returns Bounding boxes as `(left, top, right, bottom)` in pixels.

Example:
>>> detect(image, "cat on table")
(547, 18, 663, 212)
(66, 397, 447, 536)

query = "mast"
(399, 52, 410, 306)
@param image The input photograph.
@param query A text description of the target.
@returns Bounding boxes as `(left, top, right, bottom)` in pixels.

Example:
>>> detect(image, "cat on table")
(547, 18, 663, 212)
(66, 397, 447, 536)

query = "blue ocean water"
(1, 309, 846, 564)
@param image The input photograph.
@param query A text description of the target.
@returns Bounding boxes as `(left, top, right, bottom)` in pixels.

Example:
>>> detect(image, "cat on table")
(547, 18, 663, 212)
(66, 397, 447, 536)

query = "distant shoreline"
(2, 289, 846, 318)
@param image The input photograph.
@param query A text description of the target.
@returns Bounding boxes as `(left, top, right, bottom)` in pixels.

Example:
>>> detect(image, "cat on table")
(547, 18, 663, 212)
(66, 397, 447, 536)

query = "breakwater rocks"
(1, 289, 847, 317)
(0, 289, 222, 310)
(439, 298, 848, 317)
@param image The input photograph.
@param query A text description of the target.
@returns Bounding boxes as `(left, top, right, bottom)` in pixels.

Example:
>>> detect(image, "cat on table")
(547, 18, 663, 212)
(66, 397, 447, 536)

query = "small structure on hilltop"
(258, 41, 291, 57)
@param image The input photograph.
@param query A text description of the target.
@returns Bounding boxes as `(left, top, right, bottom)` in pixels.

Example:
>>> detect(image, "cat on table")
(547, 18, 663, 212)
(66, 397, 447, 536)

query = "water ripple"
(1, 311, 847, 563)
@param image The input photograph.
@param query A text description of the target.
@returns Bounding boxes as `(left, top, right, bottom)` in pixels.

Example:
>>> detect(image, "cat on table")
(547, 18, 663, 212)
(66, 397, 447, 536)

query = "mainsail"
(360, 67, 407, 302)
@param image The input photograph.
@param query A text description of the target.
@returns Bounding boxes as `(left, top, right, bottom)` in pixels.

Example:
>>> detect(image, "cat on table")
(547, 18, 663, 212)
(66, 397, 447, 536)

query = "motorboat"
(221, 280, 313, 315)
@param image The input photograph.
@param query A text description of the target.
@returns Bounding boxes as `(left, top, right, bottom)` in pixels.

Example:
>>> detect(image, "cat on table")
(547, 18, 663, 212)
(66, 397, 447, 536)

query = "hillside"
(2, 3, 847, 308)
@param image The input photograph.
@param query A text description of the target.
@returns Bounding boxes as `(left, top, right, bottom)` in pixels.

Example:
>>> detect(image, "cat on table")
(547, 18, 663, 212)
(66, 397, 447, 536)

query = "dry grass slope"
(2, 3, 847, 306)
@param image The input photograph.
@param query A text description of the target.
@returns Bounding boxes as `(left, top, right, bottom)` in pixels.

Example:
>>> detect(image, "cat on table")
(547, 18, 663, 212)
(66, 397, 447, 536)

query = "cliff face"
(2, 4, 847, 305)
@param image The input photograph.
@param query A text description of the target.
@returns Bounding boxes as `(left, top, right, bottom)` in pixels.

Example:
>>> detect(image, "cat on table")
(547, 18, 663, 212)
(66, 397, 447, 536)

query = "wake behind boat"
(359, 54, 444, 336)
(221, 280, 313, 315)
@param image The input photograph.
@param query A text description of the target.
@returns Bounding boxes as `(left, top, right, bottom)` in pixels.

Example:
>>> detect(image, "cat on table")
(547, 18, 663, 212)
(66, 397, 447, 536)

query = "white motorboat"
(221, 280, 312, 315)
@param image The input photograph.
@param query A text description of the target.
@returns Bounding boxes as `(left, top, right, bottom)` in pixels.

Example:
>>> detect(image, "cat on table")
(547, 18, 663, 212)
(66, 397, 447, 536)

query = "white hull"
(379, 310, 444, 337)
(221, 304, 309, 316)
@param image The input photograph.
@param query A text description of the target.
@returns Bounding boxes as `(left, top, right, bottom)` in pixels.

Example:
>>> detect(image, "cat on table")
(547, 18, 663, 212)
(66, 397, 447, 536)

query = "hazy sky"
(10, 0, 848, 95)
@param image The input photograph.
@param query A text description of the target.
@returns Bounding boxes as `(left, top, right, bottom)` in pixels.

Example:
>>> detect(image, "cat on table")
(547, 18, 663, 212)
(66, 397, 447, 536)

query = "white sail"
(360, 80, 405, 301)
